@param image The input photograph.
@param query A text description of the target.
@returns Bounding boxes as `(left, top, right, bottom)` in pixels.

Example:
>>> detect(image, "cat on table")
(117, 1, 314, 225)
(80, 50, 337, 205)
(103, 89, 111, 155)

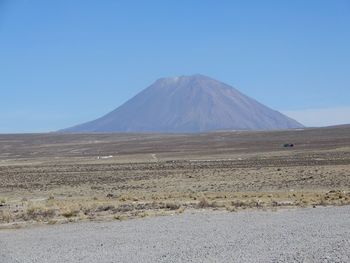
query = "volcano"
(63, 74, 303, 132)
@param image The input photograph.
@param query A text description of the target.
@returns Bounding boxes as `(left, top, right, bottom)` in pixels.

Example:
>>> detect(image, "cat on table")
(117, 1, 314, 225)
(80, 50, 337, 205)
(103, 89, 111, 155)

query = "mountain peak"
(156, 74, 211, 84)
(63, 75, 303, 133)
(152, 74, 230, 94)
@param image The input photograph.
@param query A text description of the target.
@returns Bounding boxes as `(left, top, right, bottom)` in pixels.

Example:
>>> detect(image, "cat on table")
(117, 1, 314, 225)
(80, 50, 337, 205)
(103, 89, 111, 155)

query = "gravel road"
(1, 206, 350, 263)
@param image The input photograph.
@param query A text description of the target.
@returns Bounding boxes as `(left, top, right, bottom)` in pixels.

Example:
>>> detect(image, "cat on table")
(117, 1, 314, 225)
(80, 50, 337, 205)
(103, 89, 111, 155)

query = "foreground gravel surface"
(1, 206, 350, 263)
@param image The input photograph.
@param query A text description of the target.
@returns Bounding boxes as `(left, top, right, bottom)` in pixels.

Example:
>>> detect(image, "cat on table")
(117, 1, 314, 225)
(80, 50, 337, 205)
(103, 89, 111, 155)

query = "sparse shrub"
(82, 207, 92, 215)
(210, 201, 225, 208)
(119, 196, 127, 202)
(113, 204, 134, 213)
(225, 206, 237, 212)
(24, 206, 56, 221)
(177, 207, 185, 213)
(197, 197, 211, 208)
(231, 200, 246, 207)
(319, 199, 327, 206)
(48, 219, 57, 225)
(114, 214, 127, 221)
(165, 202, 181, 210)
(106, 193, 114, 198)
(0, 198, 6, 205)
(61, 207, 79, 218)
(255, 200, 263, 208)
(0, 210, 12, 223)
(96, 204, 115, 212)
(139, 212, 148, 218)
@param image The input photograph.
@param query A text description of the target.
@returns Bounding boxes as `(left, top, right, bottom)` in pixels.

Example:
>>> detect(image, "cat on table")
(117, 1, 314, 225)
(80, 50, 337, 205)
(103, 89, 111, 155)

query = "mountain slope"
(63, 74, 303, 132)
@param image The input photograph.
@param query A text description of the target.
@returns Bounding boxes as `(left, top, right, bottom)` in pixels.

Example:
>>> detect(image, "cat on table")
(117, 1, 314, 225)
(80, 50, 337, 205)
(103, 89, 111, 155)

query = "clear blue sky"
(1, 0, 349, 133)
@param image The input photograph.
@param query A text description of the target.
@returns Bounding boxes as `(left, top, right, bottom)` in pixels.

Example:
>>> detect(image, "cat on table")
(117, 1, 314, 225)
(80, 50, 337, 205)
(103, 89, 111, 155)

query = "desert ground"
(0, 125, 350, 227)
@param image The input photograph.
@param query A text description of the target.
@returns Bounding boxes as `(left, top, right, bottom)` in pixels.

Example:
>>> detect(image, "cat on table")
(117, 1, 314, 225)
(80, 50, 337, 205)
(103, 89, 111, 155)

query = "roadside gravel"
(1, 206, 350, 263)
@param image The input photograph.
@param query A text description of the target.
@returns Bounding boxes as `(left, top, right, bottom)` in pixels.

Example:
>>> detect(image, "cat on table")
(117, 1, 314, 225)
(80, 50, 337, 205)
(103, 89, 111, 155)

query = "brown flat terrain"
(1, 126, 350, 227)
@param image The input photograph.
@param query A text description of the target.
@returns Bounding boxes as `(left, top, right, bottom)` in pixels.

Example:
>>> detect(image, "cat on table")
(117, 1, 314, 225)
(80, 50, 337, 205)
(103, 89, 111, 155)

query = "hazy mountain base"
(1, 127, 350, 228)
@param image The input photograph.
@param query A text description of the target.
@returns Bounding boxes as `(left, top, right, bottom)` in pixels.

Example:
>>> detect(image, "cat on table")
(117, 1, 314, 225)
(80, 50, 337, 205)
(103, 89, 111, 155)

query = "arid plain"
(1, 125, 350, 228)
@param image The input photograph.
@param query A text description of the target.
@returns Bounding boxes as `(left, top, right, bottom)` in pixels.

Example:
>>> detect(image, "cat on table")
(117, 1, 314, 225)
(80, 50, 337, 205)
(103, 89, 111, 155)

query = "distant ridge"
(63, 74, 303, 133)
(321, 124, 350, 129)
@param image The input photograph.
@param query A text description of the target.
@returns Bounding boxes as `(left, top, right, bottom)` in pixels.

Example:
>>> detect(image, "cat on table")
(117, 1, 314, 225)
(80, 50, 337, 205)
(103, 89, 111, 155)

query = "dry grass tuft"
(24, 205, 56, 221)
(177, 207, 185, 213)
(0, 210, 12, 223)
(61, 206, 80, 218)
(197, 197, 213, 208)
